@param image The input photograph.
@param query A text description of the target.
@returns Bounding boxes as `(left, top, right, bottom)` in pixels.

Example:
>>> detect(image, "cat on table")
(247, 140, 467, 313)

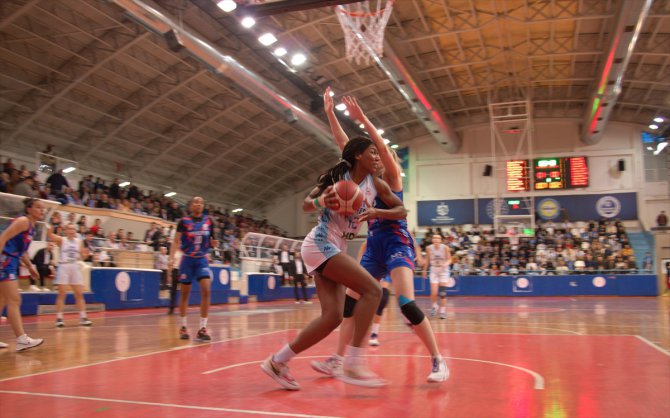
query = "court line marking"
(634, 335, 670, 357)
(203, 354, 545, 390)
(0, 330, 286, 383)
(0, 390, 343, 418)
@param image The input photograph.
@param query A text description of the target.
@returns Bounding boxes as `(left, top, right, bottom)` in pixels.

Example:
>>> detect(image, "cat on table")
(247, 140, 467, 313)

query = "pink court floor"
(0, 296, 669, 417)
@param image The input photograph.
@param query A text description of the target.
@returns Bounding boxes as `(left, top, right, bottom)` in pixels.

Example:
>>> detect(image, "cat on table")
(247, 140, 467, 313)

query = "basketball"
(333, 180, 364, 216)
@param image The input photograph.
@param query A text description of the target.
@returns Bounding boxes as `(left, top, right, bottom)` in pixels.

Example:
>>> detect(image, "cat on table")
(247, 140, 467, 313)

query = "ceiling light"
(400, 172, 406, 177)
(359, 123, 365, 129)
(290, 53, 307, 66)
(391, 144, 399, 149)
(241, 17, 256, 28)
(344, 110, 350, 116)
(649, 124, 659, 130)
(258, 33, 277, 46)
(383, 138, 390, 145)
(653, 117, 664, 123)
(232, 208, 243, 213)
(328, 90, 335, 97)
(377, 129, 385, 135)
(119, 181, 130, 187)
(164, 192, 176, 197)
(62, 167, 76, 174)
(216, 0, 237, 13)
(335, 103, 347, 111)
(273, 47, 287, 57)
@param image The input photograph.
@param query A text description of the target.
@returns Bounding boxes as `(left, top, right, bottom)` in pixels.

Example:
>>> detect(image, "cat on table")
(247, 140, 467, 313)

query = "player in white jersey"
(262, 136, 407, 390)
(48, 224, 92, 327)
(423, 234, 452, 319)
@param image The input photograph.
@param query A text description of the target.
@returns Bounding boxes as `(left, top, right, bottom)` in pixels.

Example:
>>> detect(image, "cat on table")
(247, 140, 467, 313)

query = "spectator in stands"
(643, 252, 653, 271)
(89, 218, 102, 236)
(291, 252, 310, 304)
(556, 260, 569, 275)
(46, 169, 69, 194)
(525, 257, 538, 275)
(144, 222, 162, 251)
(657, 211, 668, 227)
(96, 193, 111, 209)
(0, 171, 9, 193)
(31, 242, 55, 292)
(13, 170, 37, 198)
(155, 247, 169, 290)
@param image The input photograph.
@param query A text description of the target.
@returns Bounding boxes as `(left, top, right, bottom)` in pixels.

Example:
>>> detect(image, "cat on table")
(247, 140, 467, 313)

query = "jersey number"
(194, 235, 202, 251)
(341, 232, 356, 240)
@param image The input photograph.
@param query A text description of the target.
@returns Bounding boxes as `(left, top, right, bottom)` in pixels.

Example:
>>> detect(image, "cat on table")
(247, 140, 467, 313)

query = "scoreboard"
(505, 157, 589, 191)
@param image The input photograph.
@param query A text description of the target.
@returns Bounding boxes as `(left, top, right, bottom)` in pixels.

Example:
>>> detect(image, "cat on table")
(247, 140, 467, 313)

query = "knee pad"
(343, 294, 358, 318)
(438, 286, 448, 298)
(400, 300, 425, 325)
(376, 287, 390, 316)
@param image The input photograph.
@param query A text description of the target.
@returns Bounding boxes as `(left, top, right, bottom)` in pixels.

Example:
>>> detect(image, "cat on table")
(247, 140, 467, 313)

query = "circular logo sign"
(446, 277, 456, 288)
(537, 198, 560, 220)
(516, 277, 530, 289)
(596, 196, 621, 218)
(592, 276, 606, 288)
(115, 272, 131, 292)
(219, 269, 230, 285)
(267, 275, 276, 290)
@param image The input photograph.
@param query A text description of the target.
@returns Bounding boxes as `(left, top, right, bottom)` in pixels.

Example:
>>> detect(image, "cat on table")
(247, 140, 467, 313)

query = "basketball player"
(0, 198, 44, 351)
(168, 197, 218, 342)
(48, 224, 92, 327)
(312, 90, 448, 383)
(423, 234, 452, 319)
(261, 136, 406, 390)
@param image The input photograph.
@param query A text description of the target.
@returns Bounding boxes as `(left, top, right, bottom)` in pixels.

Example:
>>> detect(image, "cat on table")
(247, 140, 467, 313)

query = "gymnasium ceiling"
(1, 0, 668, 211)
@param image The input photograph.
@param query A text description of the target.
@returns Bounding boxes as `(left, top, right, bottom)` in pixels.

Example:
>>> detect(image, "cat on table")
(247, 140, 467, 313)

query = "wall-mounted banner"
(417, 199, 475, 225)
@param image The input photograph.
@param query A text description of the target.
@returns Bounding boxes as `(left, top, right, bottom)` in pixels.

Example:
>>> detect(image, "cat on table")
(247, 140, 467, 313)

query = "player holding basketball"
(168, 197, 217, 342)
(0, 198, 45, 351)
(48, 223, 92, 327)
(312, 89, 449, 383)
(261, 136, 406, 390)
(423, 234, 452, 319)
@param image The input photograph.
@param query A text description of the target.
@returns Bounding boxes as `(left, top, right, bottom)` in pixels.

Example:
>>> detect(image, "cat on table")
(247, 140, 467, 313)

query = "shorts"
(301, 233, 342, 275)
(55, 263, 83, 286)
(361, 226, 415, 280)
(0, 255, 19, 282)
(178, 256, 211, 284)
(430, 269, 450, 285)
(381, 274, 391, 283)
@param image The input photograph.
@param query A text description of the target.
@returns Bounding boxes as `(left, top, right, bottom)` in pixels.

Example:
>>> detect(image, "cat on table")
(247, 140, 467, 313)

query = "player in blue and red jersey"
(0, 198, 45, 351)
(168, 197, 218, 342)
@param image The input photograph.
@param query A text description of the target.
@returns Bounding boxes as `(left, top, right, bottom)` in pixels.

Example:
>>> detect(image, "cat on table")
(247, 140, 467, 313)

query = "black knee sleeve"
(376, 287, 390, 316)
(438, 286, 448, 298)
(400, 300, 425, 325)
(343, 294, 358, 318)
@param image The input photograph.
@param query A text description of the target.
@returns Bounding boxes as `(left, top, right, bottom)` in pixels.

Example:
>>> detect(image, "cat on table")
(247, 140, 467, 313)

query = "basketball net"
(336, 0, 394, 66)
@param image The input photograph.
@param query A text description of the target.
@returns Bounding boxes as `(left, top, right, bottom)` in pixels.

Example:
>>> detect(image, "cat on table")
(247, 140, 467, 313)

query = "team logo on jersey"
(537, 198, 560, 220)
(202, 223, 209, 231)
(596, 196, 621, 218)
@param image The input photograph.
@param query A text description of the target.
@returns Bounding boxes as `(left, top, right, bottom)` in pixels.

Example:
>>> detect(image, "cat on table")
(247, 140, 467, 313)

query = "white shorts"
(55, 263, 83, 286)
(430, 269, 450, 285)
(301, 234, 343, 275)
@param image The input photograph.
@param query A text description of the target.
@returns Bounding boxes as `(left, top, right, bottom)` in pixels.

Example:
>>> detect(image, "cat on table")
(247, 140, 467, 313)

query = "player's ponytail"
(315, 136, 373, 196)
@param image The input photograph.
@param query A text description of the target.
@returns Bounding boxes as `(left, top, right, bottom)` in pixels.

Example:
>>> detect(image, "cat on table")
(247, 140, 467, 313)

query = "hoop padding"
(336, 0, 394, 66)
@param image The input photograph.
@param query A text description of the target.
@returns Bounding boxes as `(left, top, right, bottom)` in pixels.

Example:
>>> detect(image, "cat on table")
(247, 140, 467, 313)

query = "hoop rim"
(337, 0, 394, 18)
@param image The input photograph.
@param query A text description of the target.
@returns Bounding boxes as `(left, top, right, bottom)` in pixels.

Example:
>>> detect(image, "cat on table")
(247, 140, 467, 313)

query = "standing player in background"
(312, 90, 448, 383)
(261, 136, 406, 390)
(423, 234, 452, 319)
(48, 224, 92, 327)
(168, 197, 218, 342)
(0, 198, 45, 351)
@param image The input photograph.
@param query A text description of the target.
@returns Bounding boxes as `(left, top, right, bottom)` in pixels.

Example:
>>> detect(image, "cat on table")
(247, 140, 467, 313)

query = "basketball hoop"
(336, 0, 394, 66)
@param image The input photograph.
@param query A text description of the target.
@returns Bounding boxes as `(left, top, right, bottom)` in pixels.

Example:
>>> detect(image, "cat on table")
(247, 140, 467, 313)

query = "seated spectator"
(627, 256, 638, 273)
(556, 260, 570, 275)
(656, 211, 667, 227)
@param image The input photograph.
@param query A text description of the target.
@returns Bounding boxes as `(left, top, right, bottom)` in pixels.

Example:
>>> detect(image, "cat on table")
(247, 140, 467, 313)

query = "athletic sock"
(199, 317, 208, 328)
(273, 344, 297, 364)
(371, 323, 380, 334)
(181, 316, 187, 327)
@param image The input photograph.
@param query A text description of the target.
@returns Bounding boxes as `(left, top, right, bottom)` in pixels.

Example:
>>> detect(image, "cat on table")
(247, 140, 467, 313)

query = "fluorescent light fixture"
(119, 181, 130, 187)
(400, 172, 406, 177)
(335, 103, 347, 111)
(62, 167, 76, 174)
(649, 124, 659, 130)
(377, 129, 385, 135)
(391, 144, 399, 149)
(164, 192, 176, 197)
(241, 17, 256, 28)
(653, 117, 664, 123)
(217, 0, 237, 13)
(383, 138, 390, 145)
(344, 110, 350, 116)
(258, 33, 277, 46)
(273, 47, 287, 57)
(328, 90, 335, 97)
(290, 53, 307, 66)
(232, 208, 243, 213)
(654, 141, 668, 155)
(359, 123, 365, 129)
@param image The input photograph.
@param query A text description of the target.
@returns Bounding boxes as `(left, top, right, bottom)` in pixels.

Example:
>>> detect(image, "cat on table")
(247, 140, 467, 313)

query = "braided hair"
(315, 136, 374, 196)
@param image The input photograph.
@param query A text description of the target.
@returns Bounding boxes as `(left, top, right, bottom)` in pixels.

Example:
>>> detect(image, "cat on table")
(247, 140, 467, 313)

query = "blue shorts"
(0, 255, 19, 282)
(178, 256, 211, 284)
(361, 226, 415, 280)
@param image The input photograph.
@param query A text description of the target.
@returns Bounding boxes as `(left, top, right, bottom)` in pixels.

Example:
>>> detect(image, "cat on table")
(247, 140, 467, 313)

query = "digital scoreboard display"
(506, 160, 529, 192)
(533, 156, 589, 190)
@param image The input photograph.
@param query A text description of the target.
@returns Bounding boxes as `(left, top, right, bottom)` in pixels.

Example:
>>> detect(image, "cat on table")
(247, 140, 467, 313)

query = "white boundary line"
(634, 335, 670, 357)
(203, 354, 545, 390)
(0, 390, 343, 418)
(0, 330, 286, 383)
